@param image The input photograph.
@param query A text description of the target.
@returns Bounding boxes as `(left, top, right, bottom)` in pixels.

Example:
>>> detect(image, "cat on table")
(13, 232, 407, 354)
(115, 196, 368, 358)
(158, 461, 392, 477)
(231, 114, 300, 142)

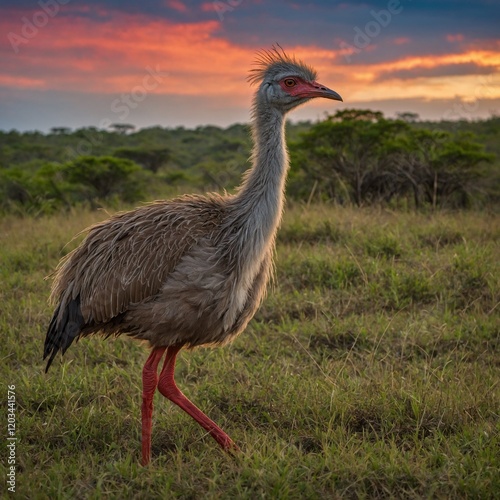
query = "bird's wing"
(50, 194, 226, 324)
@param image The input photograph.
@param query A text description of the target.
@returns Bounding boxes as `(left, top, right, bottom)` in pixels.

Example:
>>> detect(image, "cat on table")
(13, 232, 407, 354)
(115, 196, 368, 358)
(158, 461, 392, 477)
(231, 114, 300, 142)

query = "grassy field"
(1, 204, 499, 498)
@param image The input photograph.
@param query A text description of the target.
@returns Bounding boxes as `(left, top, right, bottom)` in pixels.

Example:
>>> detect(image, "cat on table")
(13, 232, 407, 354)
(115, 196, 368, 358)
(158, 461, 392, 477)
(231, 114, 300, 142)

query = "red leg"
(141, 346, 166, 466)
(157, 345, 239, 452)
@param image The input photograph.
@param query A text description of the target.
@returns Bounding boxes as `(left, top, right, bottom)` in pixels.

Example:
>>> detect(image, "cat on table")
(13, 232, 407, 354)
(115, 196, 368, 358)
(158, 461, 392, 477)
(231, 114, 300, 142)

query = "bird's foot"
(220, 435, 240, 455)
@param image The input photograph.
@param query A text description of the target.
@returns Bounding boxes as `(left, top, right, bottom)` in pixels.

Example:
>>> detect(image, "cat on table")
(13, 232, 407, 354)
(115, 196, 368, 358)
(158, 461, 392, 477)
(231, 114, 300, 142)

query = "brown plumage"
(44, 46, 342, 465)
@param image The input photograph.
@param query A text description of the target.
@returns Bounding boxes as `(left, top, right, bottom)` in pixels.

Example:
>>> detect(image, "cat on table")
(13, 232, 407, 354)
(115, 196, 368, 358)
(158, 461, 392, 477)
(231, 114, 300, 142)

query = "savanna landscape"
(1, 112, 499, 498)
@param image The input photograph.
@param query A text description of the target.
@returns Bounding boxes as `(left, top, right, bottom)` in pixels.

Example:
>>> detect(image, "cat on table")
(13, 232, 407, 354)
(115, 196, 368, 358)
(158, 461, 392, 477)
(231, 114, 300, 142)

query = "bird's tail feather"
(44, 295, 84, 372)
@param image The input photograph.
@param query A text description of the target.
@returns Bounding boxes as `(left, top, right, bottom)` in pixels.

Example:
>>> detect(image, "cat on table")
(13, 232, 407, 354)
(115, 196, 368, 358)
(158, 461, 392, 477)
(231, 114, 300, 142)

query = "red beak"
(289, 80, 343, 101)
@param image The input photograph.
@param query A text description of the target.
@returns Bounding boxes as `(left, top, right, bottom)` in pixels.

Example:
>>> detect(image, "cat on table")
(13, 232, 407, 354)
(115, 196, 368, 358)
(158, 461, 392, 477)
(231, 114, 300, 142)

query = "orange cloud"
(0, 8, 499, 112)
(0, 11, 253, 98)
(342, 49, 500, 102)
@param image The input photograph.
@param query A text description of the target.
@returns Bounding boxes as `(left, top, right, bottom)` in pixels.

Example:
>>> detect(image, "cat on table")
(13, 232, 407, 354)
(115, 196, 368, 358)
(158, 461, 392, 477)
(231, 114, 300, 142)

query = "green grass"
(1, 205, 499, 498)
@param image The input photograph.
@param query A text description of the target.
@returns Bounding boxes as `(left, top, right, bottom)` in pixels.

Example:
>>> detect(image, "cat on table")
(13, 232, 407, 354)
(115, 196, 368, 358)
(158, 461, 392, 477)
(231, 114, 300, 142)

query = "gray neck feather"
(230, 95, 288, 245)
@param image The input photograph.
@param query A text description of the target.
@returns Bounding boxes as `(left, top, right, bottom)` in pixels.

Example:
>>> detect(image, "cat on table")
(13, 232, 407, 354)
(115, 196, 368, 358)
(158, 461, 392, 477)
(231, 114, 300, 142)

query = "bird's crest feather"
(247, 44, 317, 86)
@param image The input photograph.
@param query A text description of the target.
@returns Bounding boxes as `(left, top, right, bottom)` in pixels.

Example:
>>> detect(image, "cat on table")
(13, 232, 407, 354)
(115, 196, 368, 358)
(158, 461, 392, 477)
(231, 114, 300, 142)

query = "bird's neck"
(231, 104, 288, 248)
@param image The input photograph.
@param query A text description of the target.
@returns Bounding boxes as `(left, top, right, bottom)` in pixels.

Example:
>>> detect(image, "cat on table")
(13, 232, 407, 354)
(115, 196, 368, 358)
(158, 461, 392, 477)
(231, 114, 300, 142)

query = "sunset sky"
(1, 0, 499, 132)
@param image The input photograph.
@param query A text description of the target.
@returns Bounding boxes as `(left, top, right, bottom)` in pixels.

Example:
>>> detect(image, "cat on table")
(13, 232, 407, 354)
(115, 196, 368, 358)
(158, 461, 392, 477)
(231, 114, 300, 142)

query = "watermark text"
(7, 385, 16, 493)
(7, 0, 70, 54)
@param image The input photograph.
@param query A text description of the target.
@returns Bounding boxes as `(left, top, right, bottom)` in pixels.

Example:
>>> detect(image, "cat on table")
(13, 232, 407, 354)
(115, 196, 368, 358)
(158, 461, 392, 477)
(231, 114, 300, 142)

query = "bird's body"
(44, 46, 342, 465)
(48, 192, 273, 351)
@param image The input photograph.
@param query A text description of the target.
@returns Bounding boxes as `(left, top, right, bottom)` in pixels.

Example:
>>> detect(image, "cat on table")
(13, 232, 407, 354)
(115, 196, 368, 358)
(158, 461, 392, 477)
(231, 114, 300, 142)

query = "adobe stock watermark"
(7, 385, 17, 493)
(65, 65, 166, 160)
(442, 74, 497, 122)
(7, 0, 70, 54)
(212, 0, 243, 21)
(109, 66, 165, 121)
(339, 0, 405, 63)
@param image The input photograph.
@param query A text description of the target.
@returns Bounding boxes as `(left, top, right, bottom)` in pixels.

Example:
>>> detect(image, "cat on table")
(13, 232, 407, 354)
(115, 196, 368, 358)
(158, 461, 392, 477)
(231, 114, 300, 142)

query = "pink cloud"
(201, 2, 217, 12)
(0, 74, 45, 88)
(0, 6, 498, 110)
(446, 33, 465, 43)
(394, 37, 411, 45)
(165, 0, 188, 13)
(0, 10, 252, 100)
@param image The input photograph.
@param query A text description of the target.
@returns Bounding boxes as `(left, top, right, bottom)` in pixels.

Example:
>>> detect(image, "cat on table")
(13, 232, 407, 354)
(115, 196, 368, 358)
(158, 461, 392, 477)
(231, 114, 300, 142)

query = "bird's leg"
(141, 346, 167, 466)
(157, 345, 239, 453)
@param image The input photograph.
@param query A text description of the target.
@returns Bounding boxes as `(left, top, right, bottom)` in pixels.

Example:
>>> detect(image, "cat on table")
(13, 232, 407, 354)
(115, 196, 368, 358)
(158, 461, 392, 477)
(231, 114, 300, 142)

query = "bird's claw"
(220, 436, 240, 455)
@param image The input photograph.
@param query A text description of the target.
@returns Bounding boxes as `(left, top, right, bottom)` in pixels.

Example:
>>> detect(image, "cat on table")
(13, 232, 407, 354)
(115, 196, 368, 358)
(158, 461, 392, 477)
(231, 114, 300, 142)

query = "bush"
(290, 110, 495, 208)
(0, 156, 148, 214)
(61, 156, 147, 204)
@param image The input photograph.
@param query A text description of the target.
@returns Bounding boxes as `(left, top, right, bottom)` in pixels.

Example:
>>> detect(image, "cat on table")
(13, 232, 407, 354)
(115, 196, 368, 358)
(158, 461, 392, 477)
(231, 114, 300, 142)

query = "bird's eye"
(284, 79, 296, 87)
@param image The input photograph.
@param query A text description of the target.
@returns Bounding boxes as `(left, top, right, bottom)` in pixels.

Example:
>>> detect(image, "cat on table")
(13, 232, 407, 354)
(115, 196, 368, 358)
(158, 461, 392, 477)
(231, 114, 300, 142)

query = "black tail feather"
(44, 295, 84, 372)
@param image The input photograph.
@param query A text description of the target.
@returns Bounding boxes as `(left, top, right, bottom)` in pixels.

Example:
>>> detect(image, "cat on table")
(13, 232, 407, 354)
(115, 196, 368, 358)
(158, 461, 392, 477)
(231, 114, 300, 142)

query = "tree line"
(289, 109, 495, 209)
(0, 111, 497, 214)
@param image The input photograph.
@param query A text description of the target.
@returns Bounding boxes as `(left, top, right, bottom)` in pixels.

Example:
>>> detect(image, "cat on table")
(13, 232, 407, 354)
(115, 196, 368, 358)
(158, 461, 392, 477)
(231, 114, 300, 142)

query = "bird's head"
(249, 46, 342, 113)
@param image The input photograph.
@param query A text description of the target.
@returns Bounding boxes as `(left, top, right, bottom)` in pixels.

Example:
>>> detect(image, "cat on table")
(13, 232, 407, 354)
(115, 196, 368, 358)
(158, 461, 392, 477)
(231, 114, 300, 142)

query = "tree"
(50, 127, 71, 135)
(113, 147, 170, 173)
(291, 110, 494, 208)
(396, 112, 419, 123)
(291, 109, 407, 205)
(0, 168, 32, 207)
(109, 123, 136, 134)
(62, 156, 147, 205)
(384, 129, 494, 208)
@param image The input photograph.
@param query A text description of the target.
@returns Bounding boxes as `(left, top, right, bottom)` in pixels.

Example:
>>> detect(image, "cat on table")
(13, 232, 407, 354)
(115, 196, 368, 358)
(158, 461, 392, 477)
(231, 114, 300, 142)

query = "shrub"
(0, 156, 148, 214)
(62, 156, 146, 203)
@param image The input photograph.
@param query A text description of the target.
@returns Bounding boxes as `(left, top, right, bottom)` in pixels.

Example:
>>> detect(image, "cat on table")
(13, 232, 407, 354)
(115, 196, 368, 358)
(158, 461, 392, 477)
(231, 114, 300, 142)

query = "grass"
(1, 204, 499, 498)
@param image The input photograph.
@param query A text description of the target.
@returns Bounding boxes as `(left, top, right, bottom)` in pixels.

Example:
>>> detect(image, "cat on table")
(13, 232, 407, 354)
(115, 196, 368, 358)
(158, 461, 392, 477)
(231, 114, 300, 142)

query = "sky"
(1, 0, 499, 132)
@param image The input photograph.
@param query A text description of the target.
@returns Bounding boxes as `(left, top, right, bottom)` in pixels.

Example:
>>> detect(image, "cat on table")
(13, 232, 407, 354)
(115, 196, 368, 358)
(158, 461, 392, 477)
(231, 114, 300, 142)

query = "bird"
(44, 46, 342, 466)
